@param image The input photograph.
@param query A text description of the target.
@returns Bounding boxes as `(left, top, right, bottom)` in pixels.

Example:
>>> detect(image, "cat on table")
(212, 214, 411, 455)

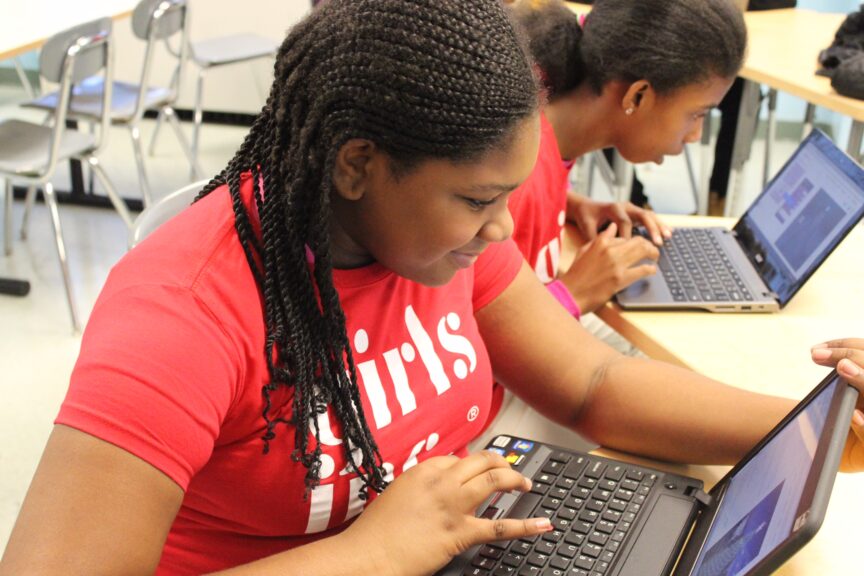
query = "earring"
(625, 107, 634, 116)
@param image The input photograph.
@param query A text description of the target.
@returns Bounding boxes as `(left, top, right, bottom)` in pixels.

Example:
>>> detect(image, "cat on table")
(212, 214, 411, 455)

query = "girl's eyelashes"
(463, 197, 498, 211)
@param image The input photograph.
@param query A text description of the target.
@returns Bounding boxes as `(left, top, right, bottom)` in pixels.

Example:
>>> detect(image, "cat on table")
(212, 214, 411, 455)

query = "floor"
(0, 80, 801, 552)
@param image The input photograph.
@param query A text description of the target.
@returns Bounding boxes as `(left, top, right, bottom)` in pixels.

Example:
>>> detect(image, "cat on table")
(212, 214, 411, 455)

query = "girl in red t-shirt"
(3, 2, 864, 576)
(506, 0, 742, 315)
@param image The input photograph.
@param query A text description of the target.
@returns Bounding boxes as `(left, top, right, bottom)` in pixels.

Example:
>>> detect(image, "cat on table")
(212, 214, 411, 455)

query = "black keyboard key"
(481, 545, 504, 559)
(549, 451, 572, 464)
(503, 553, 524, 567)
(526, 553, 549, 568)
(563, 456, 589, 480)
(604, 465, 625, 481)
(584, 461, 607, 479)
(564, 532, 585, 547)
(574, 556, 595, 571)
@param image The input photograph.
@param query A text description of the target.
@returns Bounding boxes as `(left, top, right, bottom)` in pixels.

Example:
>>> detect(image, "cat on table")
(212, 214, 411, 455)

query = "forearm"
(576, 355, 795, 465)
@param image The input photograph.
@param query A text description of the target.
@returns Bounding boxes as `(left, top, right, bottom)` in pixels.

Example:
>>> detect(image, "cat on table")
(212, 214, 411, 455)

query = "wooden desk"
(0, 1, 136, 60)
(723, 9, 864, 217)
(742, 10, 860, 123)
(565, 214, 863, 574)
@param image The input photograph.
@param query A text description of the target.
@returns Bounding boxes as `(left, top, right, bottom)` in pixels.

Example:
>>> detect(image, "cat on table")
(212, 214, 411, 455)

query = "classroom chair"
(24, 0, 200, 208)
(128, 178, 208, 249)
(0, 17, 132, 332)
(149, 33, 278, 180)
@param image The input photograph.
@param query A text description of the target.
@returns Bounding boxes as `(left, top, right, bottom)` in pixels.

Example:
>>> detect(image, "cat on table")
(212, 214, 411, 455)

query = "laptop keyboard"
(659, 229, 752, 303)
(463, 451, 658, 576)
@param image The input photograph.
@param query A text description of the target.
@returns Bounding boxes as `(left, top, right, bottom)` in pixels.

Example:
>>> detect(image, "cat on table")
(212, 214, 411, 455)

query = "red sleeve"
(56, 284, 243, 490)
(472, 238, 524, 311)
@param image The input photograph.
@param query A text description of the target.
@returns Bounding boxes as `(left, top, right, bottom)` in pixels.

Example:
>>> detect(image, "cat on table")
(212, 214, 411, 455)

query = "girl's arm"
(476, 262, 795, 465)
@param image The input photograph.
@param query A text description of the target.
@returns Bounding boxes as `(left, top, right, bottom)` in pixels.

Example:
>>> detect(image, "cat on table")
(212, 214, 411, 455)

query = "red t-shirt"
(56, 174, 523, 574)
(508, 111, 571, 283)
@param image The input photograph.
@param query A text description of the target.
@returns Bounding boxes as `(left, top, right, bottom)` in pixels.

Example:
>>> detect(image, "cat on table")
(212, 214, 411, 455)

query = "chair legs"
(147, 108, 167, 157)
(129, 123, 154, 207)
(143, 106, 204, 185)
(86, 156, 134, 229)
(164, 106, 204, 181)
(42, 181, 82, 332)
(4, 179, 12, 256)
(191, 67, 207, 182)
(20, 186, 37, 240)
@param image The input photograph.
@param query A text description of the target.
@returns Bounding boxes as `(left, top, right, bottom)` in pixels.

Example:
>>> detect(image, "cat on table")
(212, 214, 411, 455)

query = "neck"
(329, 198, 375, 269)
(544, 84, 623, 161)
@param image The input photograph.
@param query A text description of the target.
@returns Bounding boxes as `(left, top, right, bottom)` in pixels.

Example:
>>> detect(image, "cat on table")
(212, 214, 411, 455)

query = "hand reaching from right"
(339, 451, 552, 576)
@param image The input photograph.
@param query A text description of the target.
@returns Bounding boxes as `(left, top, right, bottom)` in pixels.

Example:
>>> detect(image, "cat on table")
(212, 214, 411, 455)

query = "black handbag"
(817, 5, 864, 100)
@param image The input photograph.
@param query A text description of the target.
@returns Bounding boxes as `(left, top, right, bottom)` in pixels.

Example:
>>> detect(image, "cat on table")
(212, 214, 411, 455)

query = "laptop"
(616, 129, 864, 312)
(437, 369, 857, 576)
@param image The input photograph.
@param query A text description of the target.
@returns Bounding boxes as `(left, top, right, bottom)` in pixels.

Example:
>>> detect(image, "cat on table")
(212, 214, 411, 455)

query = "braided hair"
(510, 0, 747, 99)
(196, 0, 538, 497)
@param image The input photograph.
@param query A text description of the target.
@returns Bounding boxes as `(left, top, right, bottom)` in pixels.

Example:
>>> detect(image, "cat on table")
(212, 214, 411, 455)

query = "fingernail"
(839, 358, 861, 377)
(535, 518, 552, 531)
(811, 348, 832, 360)
(812, 342, 828, 349)
(524, 478, 532, 491)
(853, 410, 864, 427)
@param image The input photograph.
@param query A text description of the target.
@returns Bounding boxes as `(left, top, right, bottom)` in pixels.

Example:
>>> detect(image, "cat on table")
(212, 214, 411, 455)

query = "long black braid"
(195, 0, 538, 497)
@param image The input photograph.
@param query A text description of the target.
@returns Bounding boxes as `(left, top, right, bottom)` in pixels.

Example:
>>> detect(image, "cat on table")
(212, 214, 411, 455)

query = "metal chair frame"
(1, 18, 132, 331)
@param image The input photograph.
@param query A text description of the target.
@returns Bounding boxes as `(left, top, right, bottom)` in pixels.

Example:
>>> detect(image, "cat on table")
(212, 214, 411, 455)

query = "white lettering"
(404, 305, 450, 394)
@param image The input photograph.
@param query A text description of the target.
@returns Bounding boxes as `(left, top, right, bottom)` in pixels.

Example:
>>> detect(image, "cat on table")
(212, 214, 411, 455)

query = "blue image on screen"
(694, 482, 784, 576)
(689, 377, 837, 576)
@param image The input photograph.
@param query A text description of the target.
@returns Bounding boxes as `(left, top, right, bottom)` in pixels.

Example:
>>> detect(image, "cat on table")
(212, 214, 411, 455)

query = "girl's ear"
(333, 139, 378, 201)
(621, 80, 654, 116)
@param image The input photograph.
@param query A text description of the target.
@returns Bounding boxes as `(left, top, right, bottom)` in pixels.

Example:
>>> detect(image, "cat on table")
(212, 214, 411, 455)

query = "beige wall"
(112, 0, 311, 114)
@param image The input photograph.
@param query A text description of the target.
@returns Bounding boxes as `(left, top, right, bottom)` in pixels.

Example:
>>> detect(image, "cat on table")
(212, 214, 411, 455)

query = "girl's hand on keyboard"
(561, 223, 660, 314)
(566, 195, 672, 245)
(339, 450, 552, 576)
(811, 338, 864, 472)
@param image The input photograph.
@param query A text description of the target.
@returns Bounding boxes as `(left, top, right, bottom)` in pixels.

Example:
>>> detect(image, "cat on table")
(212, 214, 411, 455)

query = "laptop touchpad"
(616, 494, 692, 576)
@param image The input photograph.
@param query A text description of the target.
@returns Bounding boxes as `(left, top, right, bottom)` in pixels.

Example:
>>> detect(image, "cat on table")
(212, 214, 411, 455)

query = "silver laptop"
(616, 129, 864, 312)
(437, 370, 857, 576)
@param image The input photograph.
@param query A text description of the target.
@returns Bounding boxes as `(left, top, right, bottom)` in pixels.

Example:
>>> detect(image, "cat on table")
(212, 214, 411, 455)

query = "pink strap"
(547, 280, 581, 320)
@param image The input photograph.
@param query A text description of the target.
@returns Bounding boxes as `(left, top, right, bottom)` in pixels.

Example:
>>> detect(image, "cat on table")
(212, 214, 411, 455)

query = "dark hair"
(197, 0, 538, 496)
(511, 0, 747, 98)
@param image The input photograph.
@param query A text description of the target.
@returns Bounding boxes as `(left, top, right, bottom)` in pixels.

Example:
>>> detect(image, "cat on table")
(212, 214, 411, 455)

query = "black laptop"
(437, 370, 857, 576)
(616, 129, 864, 312)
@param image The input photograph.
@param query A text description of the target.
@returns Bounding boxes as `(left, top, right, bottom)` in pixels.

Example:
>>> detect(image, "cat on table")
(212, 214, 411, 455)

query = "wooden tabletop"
(564, 214, 864, 575)
(0, 1, 136, 60)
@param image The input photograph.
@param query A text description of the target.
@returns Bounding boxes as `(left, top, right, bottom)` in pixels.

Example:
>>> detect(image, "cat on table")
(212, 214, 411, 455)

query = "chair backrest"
(37, 18, 114, 177)
(128, 178, 208, 249)
(129, 0, 190, 121)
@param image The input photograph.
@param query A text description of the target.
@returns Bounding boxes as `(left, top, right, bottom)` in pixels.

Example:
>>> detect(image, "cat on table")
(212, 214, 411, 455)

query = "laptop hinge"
(692, 489, 713, 508)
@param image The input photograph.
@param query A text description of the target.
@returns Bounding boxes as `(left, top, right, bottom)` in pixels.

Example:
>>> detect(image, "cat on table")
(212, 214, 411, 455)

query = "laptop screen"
(688, 374, 846, 576)
(732, 129, 864, 306)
